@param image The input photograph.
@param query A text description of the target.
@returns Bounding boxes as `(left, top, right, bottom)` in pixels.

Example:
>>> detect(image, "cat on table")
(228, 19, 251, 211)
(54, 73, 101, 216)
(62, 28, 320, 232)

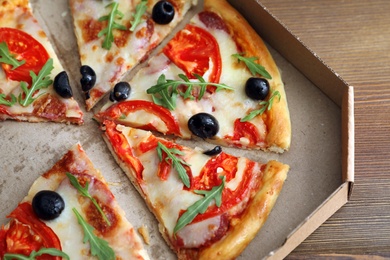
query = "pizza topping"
(66, 172, 111, 226)
(0, 93, 16, 107)
(241, 90, 281, 122)
(188, 113, 219, 139)
(173, 176, 225, 234)
(0, 41, 25, 70)
(109, 82, 131, 102)
(0, 28, 49, 84)
(3, 248, 70, 260)
(198, 11, 228, 32)
(152, 1, 175, 25)
(203, 145, 222, 156)
(245, 77, 270, 100)
(147, 73, 233, 110)
(72, 208, 116, 260)
(32, 190, 65, 221)
(53, 71, 73, 98)
(130, 0, 148, 31)
(98, 2, 127, 50)
(157, 141, 191, 188)
(232, 53, 272, 79)
(80, 65, 96, 92)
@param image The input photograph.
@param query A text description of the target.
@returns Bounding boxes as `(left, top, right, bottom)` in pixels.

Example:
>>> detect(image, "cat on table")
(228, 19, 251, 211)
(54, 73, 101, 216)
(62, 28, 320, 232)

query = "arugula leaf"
(66, 172, 111, 226)
(130, 0, 148, 31)
(72, 208, 116, 260)
(0, 41, 25, 69)
(173, 176, 225, 233)
(157, 142, 191, 188)
(98, 2, 127, 50)
(0, 93, 17, 107)
(232, 53, 272, 80)
(147, 74, 234, 110)
(18, 58, 53, 107)
(3, 247, 70, 260)
(240, 90, 281, 122)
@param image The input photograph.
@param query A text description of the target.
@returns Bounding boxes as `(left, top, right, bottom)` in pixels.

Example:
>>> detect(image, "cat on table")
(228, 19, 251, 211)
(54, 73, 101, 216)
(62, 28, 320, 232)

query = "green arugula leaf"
(157, 142, 191, 188)
(130, 0, 148, 31)
(18, 58, 53, 107)
(173, 176, 225, 233)
(66, 172, 111, 226)
(232, 53, 272, 80)
(147, 73, 234, 110)
(72, 208, 116, 260)
(0, 93, 17, 107)
(98, 2, 127, 50)
(3, 247, 70, 260)
(0, 41, 25, 69)
(240, 90, 281, 122)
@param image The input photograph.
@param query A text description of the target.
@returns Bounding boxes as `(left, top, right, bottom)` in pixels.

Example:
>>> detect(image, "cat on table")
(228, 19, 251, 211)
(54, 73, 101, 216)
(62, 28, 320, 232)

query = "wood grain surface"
(259, 0, 390, 258)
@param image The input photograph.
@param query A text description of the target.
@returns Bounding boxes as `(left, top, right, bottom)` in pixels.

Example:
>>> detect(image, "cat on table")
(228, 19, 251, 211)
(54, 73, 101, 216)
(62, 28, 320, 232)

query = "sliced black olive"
(109, 82, 131, 102)
(80, 65, 96, 92)
(53, 71, 73, 98)
(203, 145, 222, 156)
(245, 77, 270, 100)
(32, 190, 65, 220)
(152, 1, 175, 25)
(188, 113, 219, 139)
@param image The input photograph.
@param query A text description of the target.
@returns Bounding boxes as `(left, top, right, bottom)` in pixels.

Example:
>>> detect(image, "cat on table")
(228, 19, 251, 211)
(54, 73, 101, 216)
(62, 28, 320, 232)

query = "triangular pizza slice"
(0, 143, 149, 259)
(69, 0, 198, 110)
(95, 0, 291, 152)
(0, 0, 83, 124)
(100, 120, 289, 259)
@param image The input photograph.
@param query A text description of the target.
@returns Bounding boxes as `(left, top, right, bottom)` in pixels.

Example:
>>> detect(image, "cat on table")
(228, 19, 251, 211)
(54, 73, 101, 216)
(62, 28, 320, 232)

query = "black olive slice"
(53, 71, 73, 98)
(109, 82, 131, 102)
(188, 113, 219, 139)
(245, 77, 270, 100)
(203, 145, 222, 156)
(80, 65, 96, 92)
(32, 190, 65, 220)
(152, 1, 175, 25)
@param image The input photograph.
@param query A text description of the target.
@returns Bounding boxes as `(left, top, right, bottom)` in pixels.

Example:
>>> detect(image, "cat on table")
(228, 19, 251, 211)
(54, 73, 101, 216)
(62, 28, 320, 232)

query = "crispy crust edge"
(204, 0, 291, 152)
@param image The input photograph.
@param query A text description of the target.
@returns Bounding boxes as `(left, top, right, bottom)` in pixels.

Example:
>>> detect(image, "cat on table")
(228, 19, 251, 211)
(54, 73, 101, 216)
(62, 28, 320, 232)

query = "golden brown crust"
(204, 0, 291, 152)
(0, 0, 29, 11)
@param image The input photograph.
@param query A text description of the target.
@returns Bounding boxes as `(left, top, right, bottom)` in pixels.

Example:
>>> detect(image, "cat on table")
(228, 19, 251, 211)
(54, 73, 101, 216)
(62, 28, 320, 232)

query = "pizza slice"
(0, 143, 149, 260)
(69, 0, 198, 111)
(100, 120, 289, 259)
(0, 0, 84, 124)
(95, 0, 291, 152)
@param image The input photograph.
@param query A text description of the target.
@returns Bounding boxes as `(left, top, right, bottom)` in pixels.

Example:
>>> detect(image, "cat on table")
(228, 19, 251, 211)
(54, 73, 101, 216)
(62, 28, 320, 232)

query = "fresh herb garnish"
(0, 93, 16, 107)
(147, 74, 234, 110)
(173, 176, 225, 233)
(72, 208, 116, 260)
(241, 90, 281, 122)
(98, 2, 127, 50)
(66, 172, 111, 226)
(157, 141, 191, 188)
(3, 248, 70, 260)
(232, 53, 272, 80)
(18, 58, 54, 107)
(130, 0, 148, 31)
(0, 41, 25, 69)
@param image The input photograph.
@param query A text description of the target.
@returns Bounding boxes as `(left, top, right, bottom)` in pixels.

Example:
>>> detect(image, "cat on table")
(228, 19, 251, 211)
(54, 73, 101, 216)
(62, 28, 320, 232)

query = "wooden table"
(259, 0, 390, 258)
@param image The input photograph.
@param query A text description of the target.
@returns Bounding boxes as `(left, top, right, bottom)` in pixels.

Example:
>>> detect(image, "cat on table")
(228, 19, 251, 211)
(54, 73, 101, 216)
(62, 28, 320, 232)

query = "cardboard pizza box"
(0, 0, 354, 259)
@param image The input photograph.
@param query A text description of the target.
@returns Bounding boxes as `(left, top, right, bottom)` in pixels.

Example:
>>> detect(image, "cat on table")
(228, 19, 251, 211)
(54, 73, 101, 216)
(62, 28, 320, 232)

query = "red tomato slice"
(0, 27, 50, 84)
(95, 100, 181, 136)
(0, 202, 62, 260)
(226, 119, 264, 147)
(163, 24, 222, 92)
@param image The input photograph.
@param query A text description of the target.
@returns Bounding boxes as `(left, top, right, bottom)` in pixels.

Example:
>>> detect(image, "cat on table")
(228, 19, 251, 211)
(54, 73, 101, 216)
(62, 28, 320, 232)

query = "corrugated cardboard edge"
(227, 0, 355, 259)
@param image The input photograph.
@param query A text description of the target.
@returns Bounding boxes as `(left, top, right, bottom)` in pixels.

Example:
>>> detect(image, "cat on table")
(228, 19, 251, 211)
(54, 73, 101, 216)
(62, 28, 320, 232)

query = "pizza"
(100, 120, 289, 259)
(95, 0, 291, 152)
(69, 0, 198, 111)
(0, 0, 84, 124)
(0, 143, 150, 260)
